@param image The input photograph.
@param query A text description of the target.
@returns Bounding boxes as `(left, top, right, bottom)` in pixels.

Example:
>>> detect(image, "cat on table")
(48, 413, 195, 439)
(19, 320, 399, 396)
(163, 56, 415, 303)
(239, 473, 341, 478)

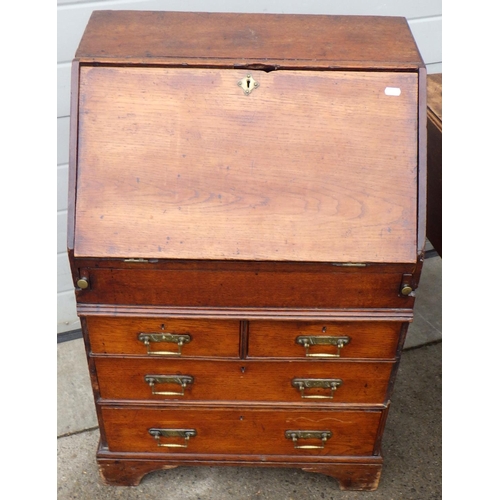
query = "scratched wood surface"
(94, 357, 393, 404)
(75, 67, 418, 262)
(248, 320, 402, 359)
(100, 406, 382, 456)
(86, 316, 240, 357)
(74, 11, 424, 70)
(76, 267, 416, 308)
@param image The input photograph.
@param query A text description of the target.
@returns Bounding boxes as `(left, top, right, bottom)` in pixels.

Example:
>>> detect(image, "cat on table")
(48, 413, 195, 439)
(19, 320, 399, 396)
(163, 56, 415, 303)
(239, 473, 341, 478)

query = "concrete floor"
(57, 254, 442, 499)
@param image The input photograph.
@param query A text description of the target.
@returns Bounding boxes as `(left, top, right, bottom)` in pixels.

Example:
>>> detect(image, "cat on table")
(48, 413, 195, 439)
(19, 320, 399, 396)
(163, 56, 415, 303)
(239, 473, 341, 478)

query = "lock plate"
(238, 74, 259, 95)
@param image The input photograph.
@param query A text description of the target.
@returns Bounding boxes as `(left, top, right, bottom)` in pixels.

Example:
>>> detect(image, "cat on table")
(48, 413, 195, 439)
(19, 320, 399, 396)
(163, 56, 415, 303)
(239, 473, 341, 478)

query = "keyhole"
(238, 75, 258, 94)
(322, 326, 327, 333)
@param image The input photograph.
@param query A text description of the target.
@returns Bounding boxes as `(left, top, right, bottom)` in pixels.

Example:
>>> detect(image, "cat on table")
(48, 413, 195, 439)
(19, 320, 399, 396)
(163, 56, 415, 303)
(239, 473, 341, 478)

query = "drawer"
(248, 321, 403, 359)
(94, 358, 394, 404)
(100, 406, 383, 456)
(85, 317, 240, 358)
(75, 264, 417, 309)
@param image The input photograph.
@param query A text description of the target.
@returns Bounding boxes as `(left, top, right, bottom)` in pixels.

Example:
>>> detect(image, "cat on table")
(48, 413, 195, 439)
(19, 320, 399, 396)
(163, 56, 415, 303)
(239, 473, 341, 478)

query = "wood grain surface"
(77, 267, 415, 308)
(426, 73, 442, 256)
(248, 320, 402, 359)
(75, 67, 418, 262)
(96, 457, 383, 490)
(427, 74, 442, 123)
(68, 12, 425, 490)
(94, 357, 393, 404)
(75, 11, 424, 70)
(86, 316, 240, 357)
(100, 406, 382, 456)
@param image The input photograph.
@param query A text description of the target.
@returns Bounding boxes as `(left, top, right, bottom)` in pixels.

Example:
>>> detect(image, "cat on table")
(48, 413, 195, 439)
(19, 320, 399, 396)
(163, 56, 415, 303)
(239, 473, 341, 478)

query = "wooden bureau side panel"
(78, 268, 414, 309)
(100, 406, 382, 456)
(248, 321, 403, 359)
(75, 67, 418, 263)
(94, 358, 394, 405)
(85, 316, 240, 357)
(426, 74, 441, 257)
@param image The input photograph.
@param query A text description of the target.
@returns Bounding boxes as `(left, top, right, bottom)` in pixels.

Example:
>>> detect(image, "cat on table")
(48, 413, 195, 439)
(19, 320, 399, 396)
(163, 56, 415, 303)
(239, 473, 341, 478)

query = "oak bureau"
(68, 11, 427, 491)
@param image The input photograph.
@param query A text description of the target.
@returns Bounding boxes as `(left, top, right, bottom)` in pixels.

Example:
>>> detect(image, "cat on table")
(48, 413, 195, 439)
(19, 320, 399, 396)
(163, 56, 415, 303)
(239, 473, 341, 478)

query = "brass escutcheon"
(238, 74, 259, 95)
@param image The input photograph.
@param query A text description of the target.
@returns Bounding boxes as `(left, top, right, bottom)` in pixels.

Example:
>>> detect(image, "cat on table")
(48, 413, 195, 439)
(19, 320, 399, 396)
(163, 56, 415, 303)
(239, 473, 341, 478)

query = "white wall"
(56, 0, 442, 334)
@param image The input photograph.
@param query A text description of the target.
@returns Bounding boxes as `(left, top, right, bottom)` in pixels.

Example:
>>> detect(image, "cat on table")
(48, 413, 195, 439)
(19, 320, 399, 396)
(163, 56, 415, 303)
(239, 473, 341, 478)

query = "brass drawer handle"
(144, 375, 194, 396)
(295, 335, 350, 358)
(285, 430, 332, 449)
(138, 333, 191, 356)
(149, 428, 197, 448)
(291, 378, 343, 399)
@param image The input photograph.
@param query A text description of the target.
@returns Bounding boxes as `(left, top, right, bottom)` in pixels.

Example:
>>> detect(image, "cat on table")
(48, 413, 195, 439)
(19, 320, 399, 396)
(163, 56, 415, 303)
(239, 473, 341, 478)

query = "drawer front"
(76, 267, 416, 309)
(248, 321, 403, 359)
(85, 317, 240, 358)
(100, 406, 382, 456)
(95, 358, 394, 404)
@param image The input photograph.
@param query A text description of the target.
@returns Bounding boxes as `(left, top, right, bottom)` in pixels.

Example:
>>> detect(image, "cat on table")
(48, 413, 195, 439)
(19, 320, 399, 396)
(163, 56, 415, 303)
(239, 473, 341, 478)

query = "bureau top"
(75, 11, 424, 70)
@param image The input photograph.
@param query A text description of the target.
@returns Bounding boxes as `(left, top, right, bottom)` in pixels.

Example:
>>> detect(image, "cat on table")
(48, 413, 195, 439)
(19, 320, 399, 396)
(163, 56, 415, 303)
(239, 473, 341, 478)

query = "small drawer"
(94, 358, 394, 405)
(248, 321, 403, 359)
(85, 317, 240, 358)
(100, 406, 383, 456)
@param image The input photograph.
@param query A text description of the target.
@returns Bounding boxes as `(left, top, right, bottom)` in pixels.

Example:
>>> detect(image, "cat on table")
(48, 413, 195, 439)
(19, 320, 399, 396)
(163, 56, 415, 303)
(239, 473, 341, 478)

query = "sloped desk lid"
(73, 66, 418, 263)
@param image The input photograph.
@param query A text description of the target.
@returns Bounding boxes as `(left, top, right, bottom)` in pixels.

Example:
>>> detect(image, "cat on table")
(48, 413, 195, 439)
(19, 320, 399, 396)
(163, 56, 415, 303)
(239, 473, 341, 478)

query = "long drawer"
(248, 321, 403, 359)
(75, 265, 417, 309)
(94, 358, 394, 404)
(100, 406, 383, 456)
(85, 317, 240, 357)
